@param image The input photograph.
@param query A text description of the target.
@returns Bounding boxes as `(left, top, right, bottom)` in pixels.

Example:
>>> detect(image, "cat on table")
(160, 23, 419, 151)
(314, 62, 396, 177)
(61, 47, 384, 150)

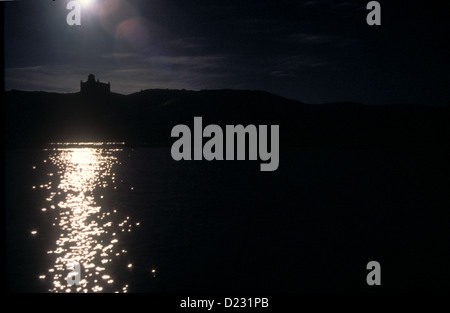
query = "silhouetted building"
(80, 74, 110, 96)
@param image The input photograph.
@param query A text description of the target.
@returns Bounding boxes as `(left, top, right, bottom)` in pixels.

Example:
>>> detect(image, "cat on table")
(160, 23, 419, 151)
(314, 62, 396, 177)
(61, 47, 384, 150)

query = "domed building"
(80, 74, 110, 96)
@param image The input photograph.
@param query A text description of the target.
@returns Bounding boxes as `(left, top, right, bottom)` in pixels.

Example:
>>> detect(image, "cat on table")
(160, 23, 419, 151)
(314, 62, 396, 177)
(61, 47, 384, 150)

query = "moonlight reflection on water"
(41, 143, 136, 293)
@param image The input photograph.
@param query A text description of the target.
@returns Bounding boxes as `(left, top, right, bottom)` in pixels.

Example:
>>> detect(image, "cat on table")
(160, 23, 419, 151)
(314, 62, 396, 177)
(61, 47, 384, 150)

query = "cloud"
(5, 64, 108, 93)
(6, 66, 44, 71)
(270, 70, 296, 78)
(101, 53, 139, 60)
(288, 33, 337, 44)
(5, 53, 233, 94)
(274, 55, 330, 69)
(144, 55, 227, 70)
(300, 0, 329, 7)
(167, 37, 209, 51)
(104, 54, 232, 93)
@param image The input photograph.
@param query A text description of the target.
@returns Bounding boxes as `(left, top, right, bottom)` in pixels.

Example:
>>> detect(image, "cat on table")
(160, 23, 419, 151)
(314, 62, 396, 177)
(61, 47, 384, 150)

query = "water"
(5, 145, 450, 292)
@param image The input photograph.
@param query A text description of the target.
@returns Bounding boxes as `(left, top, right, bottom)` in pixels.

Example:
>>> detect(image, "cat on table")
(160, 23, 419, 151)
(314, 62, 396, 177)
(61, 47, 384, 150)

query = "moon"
(79, 0, 95, 8)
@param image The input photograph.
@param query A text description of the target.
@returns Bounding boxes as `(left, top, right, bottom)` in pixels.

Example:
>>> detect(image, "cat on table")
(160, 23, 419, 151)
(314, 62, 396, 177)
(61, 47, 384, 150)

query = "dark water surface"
(5, 145, 450, 292)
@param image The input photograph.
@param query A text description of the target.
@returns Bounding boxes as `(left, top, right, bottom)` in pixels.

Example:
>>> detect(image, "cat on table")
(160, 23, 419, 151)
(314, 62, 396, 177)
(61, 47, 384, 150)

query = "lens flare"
(79, 0, 94, 8)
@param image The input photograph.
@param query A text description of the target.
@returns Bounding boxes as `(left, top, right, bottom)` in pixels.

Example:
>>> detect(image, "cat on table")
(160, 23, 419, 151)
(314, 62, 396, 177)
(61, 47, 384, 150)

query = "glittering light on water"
(41, 142, 139, 293)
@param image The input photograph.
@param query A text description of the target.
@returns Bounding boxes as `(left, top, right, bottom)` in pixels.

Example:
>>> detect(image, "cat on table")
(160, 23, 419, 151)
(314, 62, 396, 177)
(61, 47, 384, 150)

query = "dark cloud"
(4, 0, 450, 105)
(288, 33, 337, 44)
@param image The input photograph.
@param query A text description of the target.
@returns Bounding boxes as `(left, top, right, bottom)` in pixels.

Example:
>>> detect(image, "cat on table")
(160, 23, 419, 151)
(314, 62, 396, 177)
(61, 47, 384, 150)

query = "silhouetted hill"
(4, 89, 450, 148)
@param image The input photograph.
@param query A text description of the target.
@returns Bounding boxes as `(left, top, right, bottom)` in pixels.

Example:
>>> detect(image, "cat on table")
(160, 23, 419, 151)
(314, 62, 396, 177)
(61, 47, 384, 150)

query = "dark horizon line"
(5, 88, 446, 108)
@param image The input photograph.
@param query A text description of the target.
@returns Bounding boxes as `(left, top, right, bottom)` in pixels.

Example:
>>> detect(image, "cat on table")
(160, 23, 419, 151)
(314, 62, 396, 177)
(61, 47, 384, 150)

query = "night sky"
(4, 0, 450, 105)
